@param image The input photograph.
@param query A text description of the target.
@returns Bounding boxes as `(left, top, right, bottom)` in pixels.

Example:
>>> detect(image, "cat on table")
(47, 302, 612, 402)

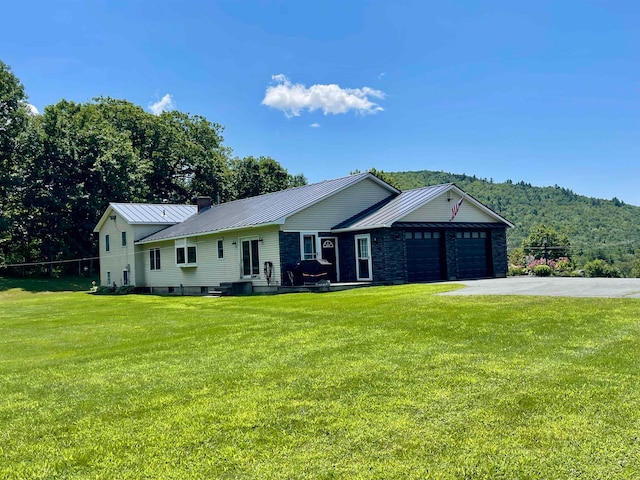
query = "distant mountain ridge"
(386, 170, 640, 275)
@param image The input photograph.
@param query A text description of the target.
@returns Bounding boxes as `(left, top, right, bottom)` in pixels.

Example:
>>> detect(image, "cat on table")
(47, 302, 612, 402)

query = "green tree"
(231, 156, 302, 199)
(0, 60, 34, 268)
(522, 225, 571, 262)
(350, 168, 400, 189)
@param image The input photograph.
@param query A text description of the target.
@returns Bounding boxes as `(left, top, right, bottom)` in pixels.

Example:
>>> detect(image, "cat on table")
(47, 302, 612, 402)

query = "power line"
(1, 256, 100, 268)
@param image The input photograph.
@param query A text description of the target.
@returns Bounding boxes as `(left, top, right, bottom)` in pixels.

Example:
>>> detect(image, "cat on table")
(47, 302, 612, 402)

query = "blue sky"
(3, 1, 639, 205)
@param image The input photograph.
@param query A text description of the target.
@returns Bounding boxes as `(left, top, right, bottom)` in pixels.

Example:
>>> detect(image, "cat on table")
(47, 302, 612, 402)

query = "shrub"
(94, 285, 115, 294)
(533, 265, 552, 277)
(508, 266, 527, 276)
(555, 257, 573, 272)
(584, 259, 621, 278)
(116, 285, 136, 294)
(93, 285, 136, 295)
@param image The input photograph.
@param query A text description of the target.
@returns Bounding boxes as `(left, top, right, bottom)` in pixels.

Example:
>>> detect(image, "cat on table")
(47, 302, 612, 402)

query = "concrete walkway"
(439, 276, 640, 298)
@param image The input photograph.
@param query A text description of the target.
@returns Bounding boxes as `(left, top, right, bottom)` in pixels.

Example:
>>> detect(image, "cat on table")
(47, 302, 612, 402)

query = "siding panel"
(284, 178, 392, 231)
(140, 226, 282, 288)
(401, 194, 496, 223)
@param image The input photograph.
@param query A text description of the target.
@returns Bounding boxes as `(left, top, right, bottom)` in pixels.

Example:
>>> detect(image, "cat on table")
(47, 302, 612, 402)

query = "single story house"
(94, 172, 513, 294)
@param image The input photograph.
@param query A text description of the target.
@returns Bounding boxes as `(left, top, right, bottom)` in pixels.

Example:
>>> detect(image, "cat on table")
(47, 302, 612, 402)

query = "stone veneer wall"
(371, 228, 406, 283)
(491, 227, 508, 277)
(279, 231, 301, 286)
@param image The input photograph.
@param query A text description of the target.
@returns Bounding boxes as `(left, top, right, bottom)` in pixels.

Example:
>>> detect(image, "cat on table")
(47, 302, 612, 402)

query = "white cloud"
(310, 122, 321, 128)
(148, 94, 174, 115)
(262, 74, 385, 118)
(25, 103, 39, 115)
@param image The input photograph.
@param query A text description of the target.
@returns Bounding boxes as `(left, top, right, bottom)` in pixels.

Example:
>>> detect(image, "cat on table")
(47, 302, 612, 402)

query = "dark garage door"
(455, 231, 490, 279)
(405, 231, 444, 282)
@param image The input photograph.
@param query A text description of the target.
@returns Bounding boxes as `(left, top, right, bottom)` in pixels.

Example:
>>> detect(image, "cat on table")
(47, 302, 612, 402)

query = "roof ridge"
(202, 172, 372, 208)
(111, 202, 195, 207)
(400, 182, 454, 193)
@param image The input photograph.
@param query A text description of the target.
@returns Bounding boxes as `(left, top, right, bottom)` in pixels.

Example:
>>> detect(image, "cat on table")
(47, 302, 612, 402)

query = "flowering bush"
(555, 257, 573, 272)
(528, 258, 557, 270)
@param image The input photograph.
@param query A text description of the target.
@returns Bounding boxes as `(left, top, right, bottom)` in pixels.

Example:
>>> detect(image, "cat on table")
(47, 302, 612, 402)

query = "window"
(122, 270, 129, 286)
(301, 234, 317, 260)
(217, 239, 224, 259)
(105, 235, 110, 252)
(175, 239, 197, 266)
(241, 238, 260, 277)
(355, 234, 372, 281)
(150, 248, 161, 270)
(121, 231, 127, 247)
(106, 271, 111, 285)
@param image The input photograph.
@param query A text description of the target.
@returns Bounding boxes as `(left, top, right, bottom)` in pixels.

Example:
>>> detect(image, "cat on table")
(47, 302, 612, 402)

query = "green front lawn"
(1, 285, 638, 479)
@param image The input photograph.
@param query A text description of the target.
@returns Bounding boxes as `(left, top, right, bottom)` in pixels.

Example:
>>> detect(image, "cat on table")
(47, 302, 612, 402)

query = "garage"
(455, 230, 491, 279)
(405, 230, 445, 282)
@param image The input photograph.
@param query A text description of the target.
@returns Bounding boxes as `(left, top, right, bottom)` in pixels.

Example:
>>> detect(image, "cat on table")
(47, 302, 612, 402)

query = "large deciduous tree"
(231, 156, 306, 199)
(0, 60, 32, 266)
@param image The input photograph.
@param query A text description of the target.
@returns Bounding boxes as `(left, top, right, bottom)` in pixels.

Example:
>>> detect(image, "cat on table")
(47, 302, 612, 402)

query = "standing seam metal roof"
(332, 184, 453, 230)
(137, 172, 388, 243)
(110, 203, 198, 224)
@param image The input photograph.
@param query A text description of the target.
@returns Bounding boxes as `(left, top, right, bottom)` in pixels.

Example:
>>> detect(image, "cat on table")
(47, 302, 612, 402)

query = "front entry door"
(320, 238, 338, 282)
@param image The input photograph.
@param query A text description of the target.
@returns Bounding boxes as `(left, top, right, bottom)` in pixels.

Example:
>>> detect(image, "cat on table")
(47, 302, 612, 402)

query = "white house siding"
(140, 225, 282, 290)
(97, 213, 137, 286)
(134, 224, 170, 241)
(400, 194, 497, 223)
(283, 178, 392, 232)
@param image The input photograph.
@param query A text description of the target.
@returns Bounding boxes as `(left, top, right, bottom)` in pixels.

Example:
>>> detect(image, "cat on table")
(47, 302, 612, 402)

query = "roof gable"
(333, 183, 513, 231)
(93, 203, 197, 232)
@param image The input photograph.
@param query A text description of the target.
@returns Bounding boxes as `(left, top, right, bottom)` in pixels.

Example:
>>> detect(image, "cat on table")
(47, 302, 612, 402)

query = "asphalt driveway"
(439, 276, 640, 298)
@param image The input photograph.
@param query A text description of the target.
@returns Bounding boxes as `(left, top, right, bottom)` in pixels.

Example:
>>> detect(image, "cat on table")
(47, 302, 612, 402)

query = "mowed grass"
(1, 283, 639, 479)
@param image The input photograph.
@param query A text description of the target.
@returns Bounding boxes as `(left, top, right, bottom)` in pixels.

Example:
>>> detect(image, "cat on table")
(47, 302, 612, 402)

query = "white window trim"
(149, 247, 161, 271)
(299, 232, 319, 260)
(217, 239, 224, 259)
(175, 238, 198, 267)
(239, 236, 261, 279)
(355, 234, 373, 281)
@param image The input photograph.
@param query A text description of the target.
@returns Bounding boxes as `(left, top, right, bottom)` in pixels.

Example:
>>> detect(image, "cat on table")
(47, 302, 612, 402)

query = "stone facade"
(279, 231, 301, 285)
(491, 227, 508, 277)
(371, 228, 407, 284)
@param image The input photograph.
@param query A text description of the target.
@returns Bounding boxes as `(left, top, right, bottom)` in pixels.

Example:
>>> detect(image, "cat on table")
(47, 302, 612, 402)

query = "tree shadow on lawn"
(0, 275, 98, 293)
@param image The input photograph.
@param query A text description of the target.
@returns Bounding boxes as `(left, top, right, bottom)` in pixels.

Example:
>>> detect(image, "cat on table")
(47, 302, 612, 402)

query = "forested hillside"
(388, 170, 640, 276)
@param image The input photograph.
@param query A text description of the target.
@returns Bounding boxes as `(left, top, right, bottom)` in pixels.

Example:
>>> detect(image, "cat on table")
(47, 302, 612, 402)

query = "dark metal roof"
(332, 184, 453, 231)
(137, 172, 394, 243)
